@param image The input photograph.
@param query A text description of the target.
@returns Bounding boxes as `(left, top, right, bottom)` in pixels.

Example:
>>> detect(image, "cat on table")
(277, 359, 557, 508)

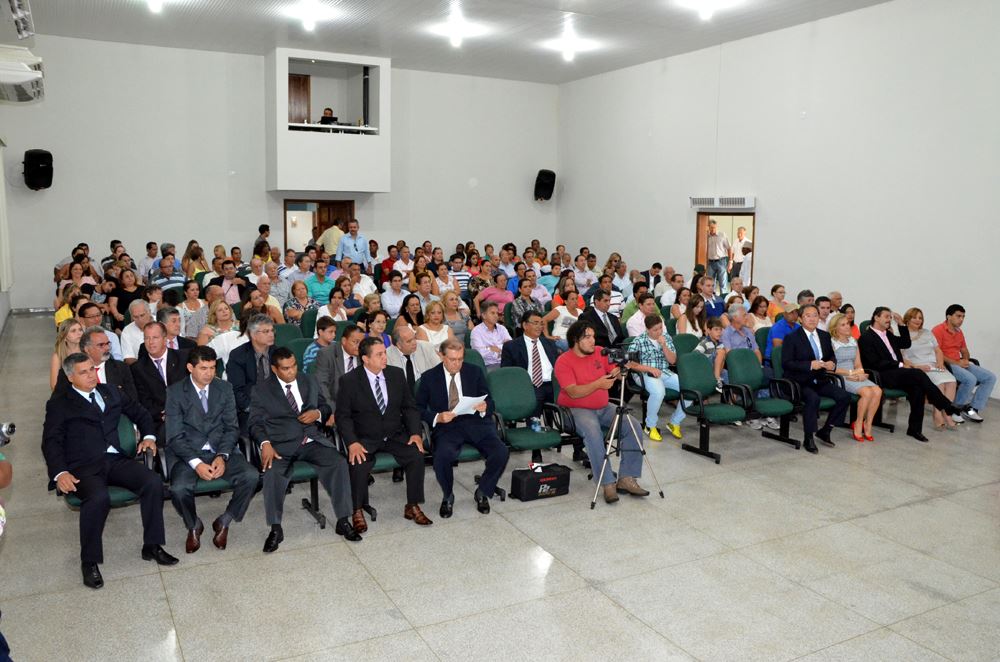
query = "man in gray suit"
(249, 347, 361, 552)
(164, 345, 260, 554)
(313, 323, 365, 418)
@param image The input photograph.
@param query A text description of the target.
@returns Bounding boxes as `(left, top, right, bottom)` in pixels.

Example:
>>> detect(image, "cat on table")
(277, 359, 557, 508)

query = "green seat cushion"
(287, 462, 318, 482)
(372, 452, 401, 472)
(457, 445, 483, 462)
(195, 477, 233, 493)
(883, 388, 907, 399)
(65, 486, 138, 509)
(505, 428, 563, 451)
(819, 397, 836, 410)
(702, 403, 747, 424)
(755, 398, 794, 417)
(662, 389, 680, 401)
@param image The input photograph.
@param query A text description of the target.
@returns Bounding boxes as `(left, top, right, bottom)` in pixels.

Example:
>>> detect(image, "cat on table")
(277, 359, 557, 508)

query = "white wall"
(558, 0, 999, 377)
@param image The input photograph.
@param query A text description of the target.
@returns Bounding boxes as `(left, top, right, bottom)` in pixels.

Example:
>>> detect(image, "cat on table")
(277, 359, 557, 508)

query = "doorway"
(694, 212, 755, 287)
(283, 199, 355, 252)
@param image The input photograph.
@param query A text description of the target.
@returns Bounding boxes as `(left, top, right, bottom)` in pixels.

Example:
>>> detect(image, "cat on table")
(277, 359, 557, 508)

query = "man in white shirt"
(816, 296, 833, 332)
(730, 226, 751, 283)
(497, 249, 517, 278)
(658, 273, 685, 307)
(626, 294, 662, 337)
(264, 262, 290, 306)
(386, 325, 441, 389)
(612, 262, 631, 294)
(349, 263, 377, 298)
(137, 241, 159, 284)
(122, 300, 153, 364)
(246, 257, 265, 285)
(573, 254, 596, 291)
(282, 253, 313, 282)
(392, 246, 416, 280)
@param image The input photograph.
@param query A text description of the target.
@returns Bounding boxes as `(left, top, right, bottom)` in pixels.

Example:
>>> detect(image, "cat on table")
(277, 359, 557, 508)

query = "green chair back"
(195, 271, 211, 289)
(300, 308, 319, 338)
(771, 345, 785, 379)
(673, 333, 700, 356)
(859, 320, 871, 334)
(666, 316, 678, 337)
(487, 367, 540, 422)
(677, 352, 717, 398)
(118, 417, 138, 455)
(287, 337, 313, 369)
(502, 303, 517, 335)
(384, 316, 395, 335)
(231, 302, 242, 319)
(543, 300, 552, 313)
(334, 320, 354, 342)
(274, 323, 303, 348)
(725, 348, 765, 391)
(463, 347, 487, 375)
(755, 327, 771, 354)
(123, 310, 132, 327)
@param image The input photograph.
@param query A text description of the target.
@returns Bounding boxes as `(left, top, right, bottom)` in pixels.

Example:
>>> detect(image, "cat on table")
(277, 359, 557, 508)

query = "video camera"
(0, 422, 14, 447)
(601, 346, 638, 368)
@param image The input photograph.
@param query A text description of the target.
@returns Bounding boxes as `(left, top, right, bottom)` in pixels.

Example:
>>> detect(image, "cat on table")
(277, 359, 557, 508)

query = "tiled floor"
(1, 314, 997, 661)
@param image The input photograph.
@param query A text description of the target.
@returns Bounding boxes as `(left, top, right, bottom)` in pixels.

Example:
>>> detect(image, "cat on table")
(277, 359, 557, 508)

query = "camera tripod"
(590, 369, 665, 509)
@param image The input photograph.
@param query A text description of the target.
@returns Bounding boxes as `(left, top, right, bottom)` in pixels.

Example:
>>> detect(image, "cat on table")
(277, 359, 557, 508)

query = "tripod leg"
(622, 413, 665, 499)
(590, 415, 620, 509)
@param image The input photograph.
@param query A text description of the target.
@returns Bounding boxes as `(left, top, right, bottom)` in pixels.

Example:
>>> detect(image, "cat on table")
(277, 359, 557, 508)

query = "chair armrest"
(421, 421, 434, 453)
(825, 372, 846, 389)
(493, 412, 507, 443)
(970, 358, 980, 366)
(769, 378, 800, 403)
(723, 383, 753, 411)
(140, 447, 155, 472)
(542, 402, 577, 436)
(863, 368, 883, 386)
(679, 388, 705, 416)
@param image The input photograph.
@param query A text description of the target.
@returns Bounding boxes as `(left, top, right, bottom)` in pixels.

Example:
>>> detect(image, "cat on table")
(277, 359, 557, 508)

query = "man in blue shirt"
(335, 219, 372, 273)
(698, 276, 727, 321)
(765, 304, 800, 362)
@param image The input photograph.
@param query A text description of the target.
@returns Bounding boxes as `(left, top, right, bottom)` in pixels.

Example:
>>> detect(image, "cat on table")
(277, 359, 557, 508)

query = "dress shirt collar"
(190, 376, 210, 396)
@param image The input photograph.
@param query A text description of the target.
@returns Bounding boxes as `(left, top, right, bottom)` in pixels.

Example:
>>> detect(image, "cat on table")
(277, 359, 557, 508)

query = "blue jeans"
(707, 257, 728, 293)
(570, 404, 642, 485)
(950, 363, 996, 411)
(642, 372, 688, 428)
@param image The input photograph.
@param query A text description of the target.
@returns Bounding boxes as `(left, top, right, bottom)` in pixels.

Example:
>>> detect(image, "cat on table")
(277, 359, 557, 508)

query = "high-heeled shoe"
(851, 420, 864, 442)
(863, 425, 874, 442)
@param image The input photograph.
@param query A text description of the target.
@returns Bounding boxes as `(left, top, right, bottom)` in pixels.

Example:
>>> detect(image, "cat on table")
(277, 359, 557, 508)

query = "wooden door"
(316, 201, 355, 236)
(694, 213, 710, 269)
(288, 74, 311, 123)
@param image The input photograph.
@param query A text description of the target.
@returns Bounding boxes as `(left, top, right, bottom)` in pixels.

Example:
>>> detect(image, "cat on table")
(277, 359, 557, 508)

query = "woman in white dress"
(901, 307, 958, 430)
(829, 313, 883, 440)
(670, 288, 691, 321)
(542, 291, 581, 352)
(677, 294, 706, 338)
(315, 290, 348, 337)
(415, 300, 454, 346)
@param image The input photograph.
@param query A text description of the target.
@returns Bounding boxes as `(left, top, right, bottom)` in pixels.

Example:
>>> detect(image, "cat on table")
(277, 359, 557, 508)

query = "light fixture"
(541, 16, 599, 63)
(676, 0, 743, 21)
(282, 0, 341, 32)
(146, 0, 163, 13)
(427, 2, 488, 48)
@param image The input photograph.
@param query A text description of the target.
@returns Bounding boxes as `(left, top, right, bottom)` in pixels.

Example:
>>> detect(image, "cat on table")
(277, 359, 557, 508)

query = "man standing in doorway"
(706, 219, 732, 295)
(730, 226, 751, 283)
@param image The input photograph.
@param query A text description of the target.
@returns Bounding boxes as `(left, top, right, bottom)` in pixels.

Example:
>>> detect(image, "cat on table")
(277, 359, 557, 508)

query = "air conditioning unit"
(0, 45, 43, 103)
(689, 195, 756, 210)
(8, 0, 35, 39)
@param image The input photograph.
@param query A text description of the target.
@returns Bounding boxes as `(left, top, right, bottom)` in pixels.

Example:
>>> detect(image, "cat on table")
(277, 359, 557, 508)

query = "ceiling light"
(428, 2, 489, 49)
(541, 17, 599, 63)
(676, 0, 743, 21)
(282, 0, 341, 32)
(146, 0, 163, 12)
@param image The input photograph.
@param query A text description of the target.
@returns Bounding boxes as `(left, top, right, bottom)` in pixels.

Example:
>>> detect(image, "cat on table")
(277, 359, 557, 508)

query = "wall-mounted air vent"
(689, 195, 756, 210)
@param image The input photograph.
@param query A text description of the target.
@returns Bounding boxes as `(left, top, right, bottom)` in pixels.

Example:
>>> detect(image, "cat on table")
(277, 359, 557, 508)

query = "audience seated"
(764, 304, 800, 363)
(630, 314, 687, 441)
(827, 312, 883, 440)
(314, 324, 365, 408)
(694, 319, 727, 390)
(121, 300, 154, 364)
(471, 302, 512, 371)
(415, 301, 454, 345)
(625, 293, 660, 337)
(226, 314, 276, 432)
(501, 310, 559, 416)
(509, 277, 545, 324)
(441, 291, 473, 346)
(677, 294, 706, 337)
(303, 316, 337, 373)
(50, 319, 84, 390)
(933, 304, 995, 423)
(542, 290, 581, 352)
(901, 307, 959, 430)
(282, 280, 319, 327)
(579, 290, 623, 348)
(387, 324, 442, 390)
(131, 322, 187, 445)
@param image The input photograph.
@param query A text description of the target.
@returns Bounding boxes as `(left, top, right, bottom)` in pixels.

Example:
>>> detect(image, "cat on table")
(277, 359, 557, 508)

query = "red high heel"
(863, 423, 874, 442)
(851, 420, 864, 442)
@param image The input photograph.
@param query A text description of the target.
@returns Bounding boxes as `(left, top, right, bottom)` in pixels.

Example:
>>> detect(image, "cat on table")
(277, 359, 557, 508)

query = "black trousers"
(264, 442, 353, 525)
(532, 381, 554, 418)
(431, 419, 510, 499)
(800, 381, 851, 436)
(72, 453, 165, 564)
(168, 452, 259, 531)
(349, 439, 425, 509)
(878, 367, 954, 435)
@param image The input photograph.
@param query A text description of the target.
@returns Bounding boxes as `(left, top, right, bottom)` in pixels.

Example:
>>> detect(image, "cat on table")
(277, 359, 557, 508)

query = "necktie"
(96, 367, 102, 384)
(374, 376, 386, 414)
(199, 389, 209, 413)
(809, 333, 822, 361)
(404, 354, 415, 391)
(286, 384, 310, 444)
(89, 391, 103, 412)
(348, 356, 356, 371)
(257, 354, 268, 384)
(530, 340, 543, 387)
(154, 358, 167, 384)
(448, 374, 459, 411)
(602, 313, 616, 340)
(169, 338, 177, 350)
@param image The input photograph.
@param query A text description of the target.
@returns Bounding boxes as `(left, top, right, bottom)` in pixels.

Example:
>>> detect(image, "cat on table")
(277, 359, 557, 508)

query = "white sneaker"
(963, 409, 984, 422)
(748, 418, 764, 430)
(764, 417, 780, 430)
(951, 413, 965, 424)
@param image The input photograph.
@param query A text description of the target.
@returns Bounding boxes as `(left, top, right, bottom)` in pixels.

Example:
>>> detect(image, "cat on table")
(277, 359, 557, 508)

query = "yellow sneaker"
(645, 426, 663, 442)
(666, 423, 683, 439)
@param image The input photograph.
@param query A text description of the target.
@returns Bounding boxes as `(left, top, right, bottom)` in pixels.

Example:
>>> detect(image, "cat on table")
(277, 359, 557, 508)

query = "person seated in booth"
(43, 353, 178, 589)
(933, 304, 996, 423)
(417, 339, 509, 518)
(471, 302, 511, 371)
(164, 345, 259, 554)
(629, 314, 688, 441)
(501, 310, 560, 416)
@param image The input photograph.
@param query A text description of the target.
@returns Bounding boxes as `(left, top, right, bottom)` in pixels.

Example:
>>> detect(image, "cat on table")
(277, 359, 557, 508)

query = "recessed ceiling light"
(542, 17, 599, 63)
(428, 2, 489, 48)
(282, 0, 341, 32)
(676, 0, 743, 21)
(147, 0, 164, 13)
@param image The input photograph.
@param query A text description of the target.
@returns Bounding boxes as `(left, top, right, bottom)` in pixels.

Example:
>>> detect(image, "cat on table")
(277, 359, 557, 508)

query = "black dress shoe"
(334, 517, 362, 542)
(907, 431, 929, 442)
(141, 545, 179, 566)
(82, 562, 104, 589)
(392, 467, 404, 483)
(803, 436, 818, 454)
(263, 528, 284, 553)
(439, 495, 454, 518)
(474, 489, 490, 514)
(816, 427, 836, 447)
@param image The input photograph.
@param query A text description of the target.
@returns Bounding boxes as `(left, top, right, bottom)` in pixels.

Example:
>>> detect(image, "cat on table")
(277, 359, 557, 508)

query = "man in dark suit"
(859, 306, 961, 441)
(55, 325, 137, 401)
(130, 322, 186, 444)
(336, 337, 431, 532)
(164, 346, 260, 553)
(42, 353, 178, 589)
(640, 263, 663, 291)
(208, 259, 248, 305)
(137, 307, 196, 360)
(314, 324, 365, 414)
(501, 310, 560, 416)
(579, 290, 623, 348)
(226, 313, 276, 432)
(250, 347, 361, 552)
(781, 304, 851, 454)
(418, 340, 509, 517)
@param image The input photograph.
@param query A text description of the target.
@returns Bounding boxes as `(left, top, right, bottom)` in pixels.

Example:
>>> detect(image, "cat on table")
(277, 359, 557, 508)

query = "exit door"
(694, 212, 755, 287)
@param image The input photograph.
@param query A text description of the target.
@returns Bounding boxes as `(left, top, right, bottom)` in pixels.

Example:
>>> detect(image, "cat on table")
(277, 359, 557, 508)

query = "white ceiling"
(5, 0, 893, 84)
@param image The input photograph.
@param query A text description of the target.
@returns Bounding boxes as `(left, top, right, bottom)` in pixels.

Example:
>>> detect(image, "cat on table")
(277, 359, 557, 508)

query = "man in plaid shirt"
(629, 314, 690, 442)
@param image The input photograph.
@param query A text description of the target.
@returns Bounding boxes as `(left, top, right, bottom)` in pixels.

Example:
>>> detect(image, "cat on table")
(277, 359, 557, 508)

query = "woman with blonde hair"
(416, 300, 454, 345)
(828, 312, 883, 440)
(197, 299, 236, 345)
(50, 319, 84, 389)
(901, 307, 958, 430)
(441, 290, 474, 346)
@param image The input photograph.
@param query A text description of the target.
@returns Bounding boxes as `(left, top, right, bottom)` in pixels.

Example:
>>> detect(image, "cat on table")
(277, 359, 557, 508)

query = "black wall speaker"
(23, 149, 53, 190)
(534, 169, 555, 201)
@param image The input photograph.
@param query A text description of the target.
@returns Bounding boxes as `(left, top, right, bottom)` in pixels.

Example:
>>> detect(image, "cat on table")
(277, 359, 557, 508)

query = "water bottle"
(530, 417, 542, 433)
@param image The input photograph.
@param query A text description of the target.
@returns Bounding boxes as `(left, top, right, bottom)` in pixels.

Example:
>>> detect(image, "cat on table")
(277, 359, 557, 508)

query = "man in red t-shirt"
(932, 304, 995, 422)
(554, 320, 649, 504)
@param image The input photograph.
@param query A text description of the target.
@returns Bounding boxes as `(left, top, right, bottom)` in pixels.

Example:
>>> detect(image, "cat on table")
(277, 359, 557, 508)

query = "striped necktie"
(530, 340, 543, 387)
